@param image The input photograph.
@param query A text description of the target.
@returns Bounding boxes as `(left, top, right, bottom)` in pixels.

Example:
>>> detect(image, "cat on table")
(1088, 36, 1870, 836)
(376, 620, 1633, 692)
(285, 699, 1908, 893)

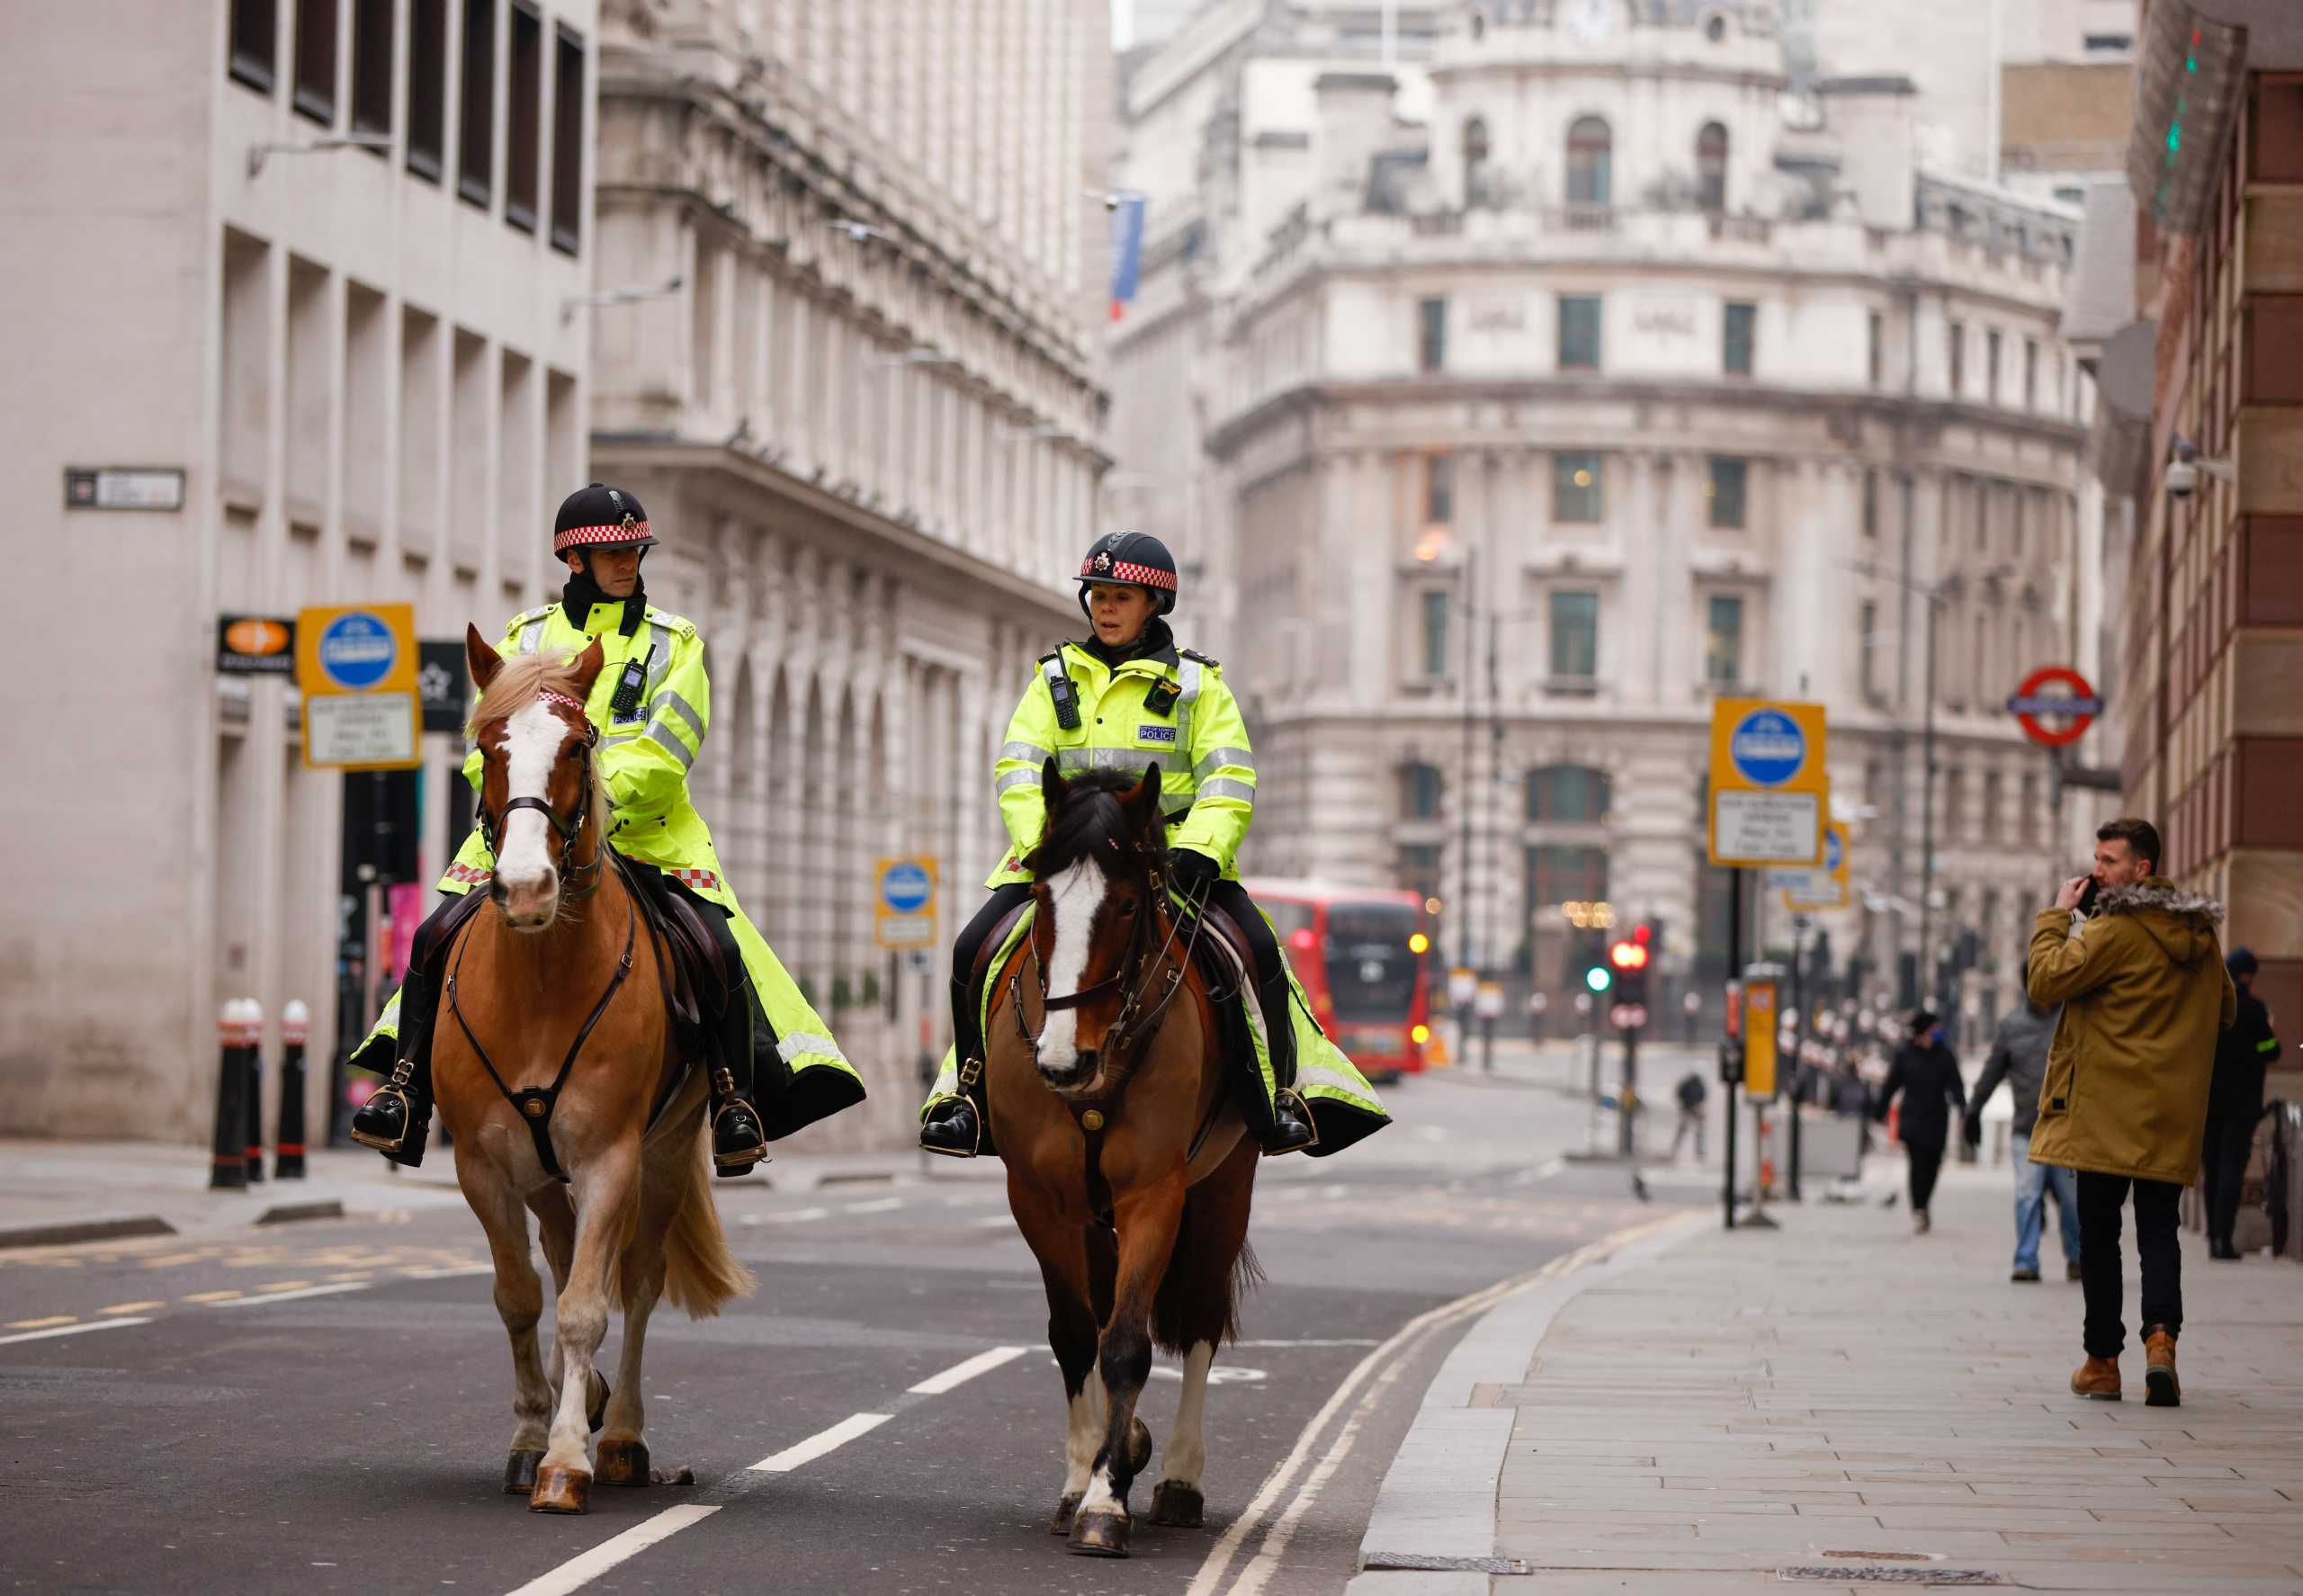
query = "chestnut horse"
(988, 762, 1261, 1558)
(437, 625, 752, 1514)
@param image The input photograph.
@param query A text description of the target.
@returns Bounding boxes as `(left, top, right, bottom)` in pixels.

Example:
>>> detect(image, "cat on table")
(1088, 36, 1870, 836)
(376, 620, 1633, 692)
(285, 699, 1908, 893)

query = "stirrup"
(1264, 1087, 1320, 1156)
(919, 1092, 982, 1160)
(348, 1084, 411, 1153)
(710, 1081, 768, 1171)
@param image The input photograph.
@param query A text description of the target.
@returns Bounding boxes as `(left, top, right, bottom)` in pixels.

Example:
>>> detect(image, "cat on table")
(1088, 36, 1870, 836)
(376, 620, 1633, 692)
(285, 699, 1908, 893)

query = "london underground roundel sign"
(2006, 666, 2103, 749)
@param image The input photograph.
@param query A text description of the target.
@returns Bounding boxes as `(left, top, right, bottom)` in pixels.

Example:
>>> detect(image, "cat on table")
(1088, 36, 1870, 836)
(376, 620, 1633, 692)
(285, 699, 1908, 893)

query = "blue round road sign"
(1824, 829, 1842, 872)
(1728, 709, 1806, 788)
(318, 612, 398, 690)
(881, 861, 932, 913)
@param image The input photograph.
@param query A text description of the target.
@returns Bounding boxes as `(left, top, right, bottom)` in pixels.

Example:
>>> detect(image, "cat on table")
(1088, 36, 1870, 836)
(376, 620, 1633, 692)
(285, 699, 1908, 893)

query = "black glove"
(1171, 848, 1220, 902)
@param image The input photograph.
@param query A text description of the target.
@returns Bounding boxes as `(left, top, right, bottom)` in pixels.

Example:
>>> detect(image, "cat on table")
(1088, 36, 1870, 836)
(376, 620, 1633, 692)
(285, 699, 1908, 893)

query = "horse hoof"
(585, 1370, 611, 1434)
(1149, 1480, 1205, 1529)
(596, 1439, 650, 1486)
(529, 1465, 592, 1515)
(503, 1449, 543, 1495)
(1069, 1509, 1130, 1557)
(1126, 1416, 1153, 1475)
(1049, 1493, 1082, 1536)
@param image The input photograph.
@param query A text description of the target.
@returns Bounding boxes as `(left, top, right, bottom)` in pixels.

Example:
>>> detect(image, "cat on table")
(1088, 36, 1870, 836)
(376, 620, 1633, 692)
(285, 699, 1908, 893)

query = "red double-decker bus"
(1244, 878, 1433, 1082)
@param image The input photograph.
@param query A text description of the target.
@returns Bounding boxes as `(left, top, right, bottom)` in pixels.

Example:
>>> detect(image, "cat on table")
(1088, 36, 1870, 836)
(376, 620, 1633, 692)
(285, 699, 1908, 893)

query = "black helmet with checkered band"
(553, 482, 659, 556)
(1076, 530, 1178, 617)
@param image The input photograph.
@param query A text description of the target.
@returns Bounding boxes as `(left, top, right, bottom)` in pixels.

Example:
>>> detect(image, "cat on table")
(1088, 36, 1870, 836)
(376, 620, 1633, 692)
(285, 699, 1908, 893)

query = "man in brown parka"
(2028, 818, 2235, 1409)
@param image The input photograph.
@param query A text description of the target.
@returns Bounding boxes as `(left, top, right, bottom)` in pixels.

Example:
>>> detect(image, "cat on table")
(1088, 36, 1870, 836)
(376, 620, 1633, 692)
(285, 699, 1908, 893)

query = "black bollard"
(209, 1000, 249, 1192)
(242, 999, 266, 1184)
(274, 1000, 309, 1179)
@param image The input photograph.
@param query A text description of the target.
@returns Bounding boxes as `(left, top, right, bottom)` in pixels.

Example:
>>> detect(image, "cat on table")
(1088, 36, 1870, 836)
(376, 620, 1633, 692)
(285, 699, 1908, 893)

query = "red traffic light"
(1632, 923, 1652, 946)
(1609, 940, 1649, 972)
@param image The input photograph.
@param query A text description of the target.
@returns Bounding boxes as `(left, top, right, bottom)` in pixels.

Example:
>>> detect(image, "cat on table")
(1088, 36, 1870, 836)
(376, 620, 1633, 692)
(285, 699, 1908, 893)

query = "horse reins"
(1015, 848, 1211, 1072)
(477, 691, 607, 901)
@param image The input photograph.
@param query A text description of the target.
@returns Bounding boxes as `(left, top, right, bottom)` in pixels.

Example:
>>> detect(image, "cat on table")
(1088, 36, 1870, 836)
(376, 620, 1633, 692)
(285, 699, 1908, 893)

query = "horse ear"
(1042, 756, 1066, 811)
(1127, 763, 1164, 832)
(466, 623, 503, 693)
(570, 635, 607, 697)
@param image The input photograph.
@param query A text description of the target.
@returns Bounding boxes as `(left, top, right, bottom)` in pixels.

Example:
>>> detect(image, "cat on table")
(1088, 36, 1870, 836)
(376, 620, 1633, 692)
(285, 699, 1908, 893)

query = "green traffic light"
(1584, 965, 1612, 993)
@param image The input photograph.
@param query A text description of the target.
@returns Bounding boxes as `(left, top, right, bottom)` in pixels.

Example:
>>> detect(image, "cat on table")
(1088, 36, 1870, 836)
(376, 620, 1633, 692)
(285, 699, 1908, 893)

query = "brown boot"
(2070, 1355, 2121, 1401)
(2144, 1326, 2180, 1408)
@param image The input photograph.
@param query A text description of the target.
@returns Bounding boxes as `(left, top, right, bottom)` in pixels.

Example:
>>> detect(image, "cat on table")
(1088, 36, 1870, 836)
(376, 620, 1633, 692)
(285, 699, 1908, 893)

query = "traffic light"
(1583, 962, 1612, 994)
(1609, 933, 1651, 1008)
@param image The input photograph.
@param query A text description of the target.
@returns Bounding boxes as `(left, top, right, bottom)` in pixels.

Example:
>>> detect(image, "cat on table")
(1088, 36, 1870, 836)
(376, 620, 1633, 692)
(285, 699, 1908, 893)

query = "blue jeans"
(2012, 1133, 2081, 1272)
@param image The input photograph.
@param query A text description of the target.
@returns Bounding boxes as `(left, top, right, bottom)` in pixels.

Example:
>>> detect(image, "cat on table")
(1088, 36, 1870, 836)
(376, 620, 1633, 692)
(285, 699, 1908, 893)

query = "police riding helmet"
(553, 482, 659, 560)
(1076, 530, 1178, 617)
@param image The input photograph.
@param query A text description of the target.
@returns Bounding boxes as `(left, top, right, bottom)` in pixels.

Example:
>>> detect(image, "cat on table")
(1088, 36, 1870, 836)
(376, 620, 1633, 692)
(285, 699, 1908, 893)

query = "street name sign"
(1706, 698, 1827, 866)
(874, 856, 938, 949)
(295, 605, 420, 770)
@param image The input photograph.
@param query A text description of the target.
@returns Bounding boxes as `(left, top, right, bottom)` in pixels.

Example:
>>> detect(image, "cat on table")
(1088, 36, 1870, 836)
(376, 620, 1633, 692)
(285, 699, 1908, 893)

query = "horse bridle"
(1015, 846, 1210, 1067)
(477, 690, 606, 900)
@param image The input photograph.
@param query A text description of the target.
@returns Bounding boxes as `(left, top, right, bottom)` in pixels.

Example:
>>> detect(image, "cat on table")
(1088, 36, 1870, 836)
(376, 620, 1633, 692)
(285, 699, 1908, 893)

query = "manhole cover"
(1364, 1553, 1532, 1575)
(1780, 1570, 2005, 1586)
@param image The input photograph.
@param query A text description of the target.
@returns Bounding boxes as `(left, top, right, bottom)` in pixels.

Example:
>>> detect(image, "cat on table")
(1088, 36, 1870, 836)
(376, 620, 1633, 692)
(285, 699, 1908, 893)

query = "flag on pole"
(1107, 195, 1146, 322)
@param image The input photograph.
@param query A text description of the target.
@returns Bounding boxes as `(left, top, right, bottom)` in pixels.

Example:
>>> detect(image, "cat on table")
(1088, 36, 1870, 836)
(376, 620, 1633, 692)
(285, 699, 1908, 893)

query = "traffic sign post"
(1706, 699, 1829, 868)
(873, 857, 938, 949)
(295, 605, 421, 770)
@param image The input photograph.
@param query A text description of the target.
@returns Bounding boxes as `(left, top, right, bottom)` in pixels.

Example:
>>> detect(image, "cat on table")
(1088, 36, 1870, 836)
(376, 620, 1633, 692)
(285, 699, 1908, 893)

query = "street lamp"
(560, 273, 684, 325)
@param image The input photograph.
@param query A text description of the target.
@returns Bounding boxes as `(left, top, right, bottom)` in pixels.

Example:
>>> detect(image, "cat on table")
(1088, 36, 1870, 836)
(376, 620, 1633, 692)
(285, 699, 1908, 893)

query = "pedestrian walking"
(1966, 993, 2080, 1282)
(2029, 818, 2236, 1408)
(1872, 1010, 1965, 1233)
(2202, 946, 2281, 1260)
(1669, 1068, 1708, 1162)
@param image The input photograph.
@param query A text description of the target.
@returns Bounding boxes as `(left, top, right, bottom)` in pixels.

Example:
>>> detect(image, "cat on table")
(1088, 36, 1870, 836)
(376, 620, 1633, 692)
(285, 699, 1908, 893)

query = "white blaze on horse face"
(1036, 859, 1107, 1067)
(494, 701, 566, 921)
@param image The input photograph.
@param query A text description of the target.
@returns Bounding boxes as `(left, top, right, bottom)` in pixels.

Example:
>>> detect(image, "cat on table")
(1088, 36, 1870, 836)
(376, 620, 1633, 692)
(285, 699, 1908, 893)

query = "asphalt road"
(1, 1051, 1697, 1596)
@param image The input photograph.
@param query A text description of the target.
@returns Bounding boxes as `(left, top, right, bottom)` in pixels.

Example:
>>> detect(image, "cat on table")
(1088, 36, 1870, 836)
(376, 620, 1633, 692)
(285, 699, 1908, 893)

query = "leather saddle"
(617, 857, 736, 1044)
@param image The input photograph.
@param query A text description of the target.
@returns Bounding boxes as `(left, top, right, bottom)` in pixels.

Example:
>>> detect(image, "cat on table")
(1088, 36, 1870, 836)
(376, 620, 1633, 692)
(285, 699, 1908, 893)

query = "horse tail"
(658, 1131, 756, 1318)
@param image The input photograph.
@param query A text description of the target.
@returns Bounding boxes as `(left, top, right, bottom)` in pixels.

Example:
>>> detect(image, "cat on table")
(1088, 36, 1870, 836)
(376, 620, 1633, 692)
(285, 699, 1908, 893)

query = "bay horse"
(988, 761, 1261, 1558)
(437, 624, 753, 1514)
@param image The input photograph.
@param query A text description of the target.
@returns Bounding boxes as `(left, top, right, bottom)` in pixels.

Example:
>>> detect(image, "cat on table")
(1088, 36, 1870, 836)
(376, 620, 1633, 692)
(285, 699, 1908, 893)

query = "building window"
(1528, 765, 1611, 822)
(1705, 596, 1743, 686)
(2022, 336, 2039, 409)
(1983, 770, 2003, 843)
(1723, 300, 1755, 375)
(1862, 467, 1879, 536)
(551, 24, 585, 255)
(229, 0, 278, 93)
(1947, 320, 1966, 396)
(1401, 762, 1445, 820)
(1418, 296, 1447, 372)
(1859, 600, 1879, 698)
(1868, 310, 1884, 388)
(1566, 115, 1611, 206)
(2020, 772, 2039, 845)
(1529, 845, 1609, 918)
(506, 4, 543, 231)
(1553, 453, 1602, 522)
(460, 0, 497, 209)
(1425, 453, 1455, 524)
(352, 0, 393, 140)
(1707, 457, 1747, 529)
(1462, 117, 1492, 204)
(292, 0, 337, 124)
(408, 0, 447, 181)
(1420, 589, 1452, 678)
(1557, 294, 1601, 370)
(1398, 844, 1443, 910)
(1549, 590, 1599, 678)
(1696, 121, 1728, 211)
(1985, 328, 2002, 403)
(2083, 31, 2132, 53)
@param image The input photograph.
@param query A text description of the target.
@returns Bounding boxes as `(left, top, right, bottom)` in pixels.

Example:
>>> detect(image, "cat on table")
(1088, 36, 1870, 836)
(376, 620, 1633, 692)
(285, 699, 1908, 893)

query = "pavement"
(1349, 1149, 2303, 1595)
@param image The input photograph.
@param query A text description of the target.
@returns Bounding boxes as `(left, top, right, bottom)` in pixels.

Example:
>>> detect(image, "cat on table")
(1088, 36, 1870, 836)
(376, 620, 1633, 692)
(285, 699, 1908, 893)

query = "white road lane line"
(841, 1197, 903, 1215)
(746, 1411, 892, 1473)
(0, 1317, 151, 1347)
(907, 1344, 1027, 1395)
(207, 1282, 372, 1307)
(500, 1504, 721, 1596)
(401, 1263, 496, 1279)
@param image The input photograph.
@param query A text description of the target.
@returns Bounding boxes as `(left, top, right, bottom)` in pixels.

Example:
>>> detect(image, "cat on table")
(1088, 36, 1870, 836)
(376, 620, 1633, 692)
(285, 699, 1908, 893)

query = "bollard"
(241, 998, 267, 1183)
(209, 1000, 249, 1191)
(274, 999, 309, 1179)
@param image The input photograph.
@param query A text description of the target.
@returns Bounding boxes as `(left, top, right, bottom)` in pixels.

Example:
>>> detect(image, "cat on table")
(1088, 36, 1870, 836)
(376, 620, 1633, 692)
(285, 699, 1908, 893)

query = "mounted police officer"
(348, 484, 865, 1173)
(919, 530, 1322, 1157)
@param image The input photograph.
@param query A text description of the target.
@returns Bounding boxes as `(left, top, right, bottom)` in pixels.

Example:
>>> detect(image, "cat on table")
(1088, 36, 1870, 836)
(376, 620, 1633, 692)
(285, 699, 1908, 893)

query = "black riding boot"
(920, 975, 986, 1157)
(710, 984, 770, 1176)
(349, 968, 438, 1169)
(1255, 968, 1318, 1155)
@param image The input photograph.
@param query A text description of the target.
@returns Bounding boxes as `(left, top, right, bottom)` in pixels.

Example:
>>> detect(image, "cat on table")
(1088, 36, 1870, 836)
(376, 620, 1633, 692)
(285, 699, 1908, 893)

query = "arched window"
(1462, 115, 1492, 205)
(1527, 764, 1612, 822)
(1566, 116, 1611, 207)
(1696, 121, 1728, 211)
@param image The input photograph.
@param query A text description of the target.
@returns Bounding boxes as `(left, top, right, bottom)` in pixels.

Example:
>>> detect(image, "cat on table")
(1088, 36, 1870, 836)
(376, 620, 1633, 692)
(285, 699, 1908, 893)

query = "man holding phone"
(2027, 819, 2236, 1409)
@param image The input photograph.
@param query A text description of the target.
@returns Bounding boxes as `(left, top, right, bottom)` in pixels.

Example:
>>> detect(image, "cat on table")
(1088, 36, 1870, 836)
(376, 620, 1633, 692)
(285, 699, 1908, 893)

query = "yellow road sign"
(294, 604, 421, 770)
(1778, 820, 1851, 910)
(874, 856, 938, 949)
(1707, 698, 1827, 867)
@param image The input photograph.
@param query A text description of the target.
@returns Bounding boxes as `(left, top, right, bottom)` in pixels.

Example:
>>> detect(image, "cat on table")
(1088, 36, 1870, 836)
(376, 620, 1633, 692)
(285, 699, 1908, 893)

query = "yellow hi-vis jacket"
(987, 637, 1257, 887)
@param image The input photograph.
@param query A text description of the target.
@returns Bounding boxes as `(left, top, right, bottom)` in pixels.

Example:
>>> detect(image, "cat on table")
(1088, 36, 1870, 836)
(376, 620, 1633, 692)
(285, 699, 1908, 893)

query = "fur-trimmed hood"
(2096, 876, 2224, 970)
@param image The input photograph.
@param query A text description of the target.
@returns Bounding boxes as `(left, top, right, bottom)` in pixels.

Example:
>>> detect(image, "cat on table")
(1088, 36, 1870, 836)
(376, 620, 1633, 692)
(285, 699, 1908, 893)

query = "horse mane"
(469, 648, 612, 815)
(1028, 768, 1165, 878)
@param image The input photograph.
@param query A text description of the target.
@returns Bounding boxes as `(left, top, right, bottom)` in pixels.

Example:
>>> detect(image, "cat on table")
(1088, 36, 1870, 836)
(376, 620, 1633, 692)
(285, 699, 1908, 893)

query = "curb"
(0, 1215, 177, 1251)
(255, 1198, 346, 1226)
(1346, 1214, 1708, 1595)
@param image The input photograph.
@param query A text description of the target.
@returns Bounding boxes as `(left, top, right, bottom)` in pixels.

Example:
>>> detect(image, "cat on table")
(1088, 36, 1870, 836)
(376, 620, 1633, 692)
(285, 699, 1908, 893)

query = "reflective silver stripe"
(1194, 746, 1255, 780)
(999, 740, 1053, 765)
(642, 639, 671, 699)
(1297, 1063, 1384, 1105)
(1042, 656, 1069, 699)
(1178, 659, 1202, 751)
(1197, 777, 1255, 804)
(516, 619, 544, 655)
(995, 767, 1039, 795)
(1161, 795, 1194, 818)
(778, 1031, 850, 1067)
(1057, 748, 1171, 776)
(649, 689, 705, 741)
(604, 720, 698, 769)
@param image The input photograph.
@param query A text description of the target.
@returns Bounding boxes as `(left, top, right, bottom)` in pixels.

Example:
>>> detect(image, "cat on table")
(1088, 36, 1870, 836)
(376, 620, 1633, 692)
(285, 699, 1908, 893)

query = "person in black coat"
(2203, 947, 2282, 1259)
(1874, 1010, 1967, 1233)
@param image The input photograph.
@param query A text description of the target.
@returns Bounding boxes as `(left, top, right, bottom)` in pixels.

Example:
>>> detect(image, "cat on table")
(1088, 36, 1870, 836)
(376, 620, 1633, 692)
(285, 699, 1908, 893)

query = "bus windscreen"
(1323, 901, 1420, 1021)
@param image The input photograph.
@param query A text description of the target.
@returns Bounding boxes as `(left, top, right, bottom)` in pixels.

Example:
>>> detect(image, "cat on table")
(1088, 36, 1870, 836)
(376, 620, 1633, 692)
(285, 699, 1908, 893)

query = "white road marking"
(967, 1214, 1016, 1229)
(401, 1263, 496, 1279)
(0, 1317, 150, 1347)
(1231, 1338, 1381, 1349)
(842, 1197, 903, 1215)
(207, 1281, 372, 1307)
(907, 1344, 1028, 1394)
(1534, 1156, 1566, 1179)
(500, 1503, 721, 1596)
(1152, 1364, 1265, 1385)
(747, 1411, 892, 1473)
